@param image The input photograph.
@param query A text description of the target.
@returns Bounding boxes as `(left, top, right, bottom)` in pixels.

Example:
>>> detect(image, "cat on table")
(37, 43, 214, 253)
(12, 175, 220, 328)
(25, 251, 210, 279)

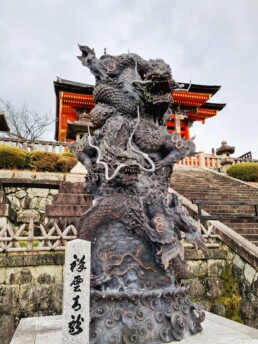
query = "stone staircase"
(45, 181, 93, 227)
(171, 167, 258, 246)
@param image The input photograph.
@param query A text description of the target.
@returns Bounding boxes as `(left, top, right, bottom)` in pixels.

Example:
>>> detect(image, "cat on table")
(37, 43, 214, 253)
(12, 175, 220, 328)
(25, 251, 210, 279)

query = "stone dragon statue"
(75, 45, 207, 343)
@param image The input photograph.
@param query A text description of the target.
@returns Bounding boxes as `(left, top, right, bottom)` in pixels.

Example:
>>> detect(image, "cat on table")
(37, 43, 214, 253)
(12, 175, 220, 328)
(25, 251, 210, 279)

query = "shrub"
(29, 151, 60, 172)
(67, 156, 77, 168)
(0, 145, 27, 169)
(227, 163, 258, 182)
(56, 156, 77, 173)
(0, 146, 78, 173)
(62, 152, 75, 158)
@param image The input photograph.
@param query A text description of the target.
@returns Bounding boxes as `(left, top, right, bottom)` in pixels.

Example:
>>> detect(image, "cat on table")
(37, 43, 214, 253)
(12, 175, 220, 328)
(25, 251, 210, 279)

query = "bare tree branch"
(0, 99, 54, 141)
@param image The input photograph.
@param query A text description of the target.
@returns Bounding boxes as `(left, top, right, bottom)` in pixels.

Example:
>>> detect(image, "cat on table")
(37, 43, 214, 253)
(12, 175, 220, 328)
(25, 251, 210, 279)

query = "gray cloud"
(1, 0, 258, 157)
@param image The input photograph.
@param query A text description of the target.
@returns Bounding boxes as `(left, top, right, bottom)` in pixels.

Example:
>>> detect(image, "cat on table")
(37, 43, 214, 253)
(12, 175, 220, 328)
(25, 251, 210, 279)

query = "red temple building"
(54, 78, 225, 142)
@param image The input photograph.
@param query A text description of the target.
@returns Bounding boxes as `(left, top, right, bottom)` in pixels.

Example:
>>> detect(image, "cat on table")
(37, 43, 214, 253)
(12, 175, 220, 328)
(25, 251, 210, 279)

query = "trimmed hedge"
(227, 163, 258, 182)
(56, 156, 77, 173)
(0, 145, 27, 169)
(62, 152, 75, 158)
(29, 151, 60, 172)
(0, 145, 78, 172)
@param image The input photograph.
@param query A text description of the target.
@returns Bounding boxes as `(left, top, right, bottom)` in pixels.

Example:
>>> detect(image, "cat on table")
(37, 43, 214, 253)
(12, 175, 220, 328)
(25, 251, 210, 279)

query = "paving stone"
(10, 316, 38, 344)
(35, 330, 62, 344)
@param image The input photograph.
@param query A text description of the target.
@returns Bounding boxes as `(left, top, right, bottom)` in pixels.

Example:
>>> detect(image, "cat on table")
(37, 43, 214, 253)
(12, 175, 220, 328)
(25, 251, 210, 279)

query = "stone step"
(175, 187, 258, 193)
(241, 229, 258, 235)
(53, 193, 93, 205)
(45, 204, 91, 217)
(183, 193, 255, 198)
(223, 218, 257, 224)
(202, 205, 255, 213)
(174, 186, 258, 193)
(241, 234, 258, 241)
(174, 183, 258, 190)
(216, 220, 258, 238)
(182, 196, 258, 203)
(175, 184, 258, 195)
(44, 215, 83, 228)
(59, 182, 85, 194)
(173, 177, 249, 183)
(226, 222, 258, 229)
(178, 192, 258, 199)
(230, 227, 258, 234)
(172, 169, 258, 246)
(198, 204, 255, 209)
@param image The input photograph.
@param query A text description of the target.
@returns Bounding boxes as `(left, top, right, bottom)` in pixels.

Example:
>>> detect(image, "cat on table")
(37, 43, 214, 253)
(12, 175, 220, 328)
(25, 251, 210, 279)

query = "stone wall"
(0, 252, 64, 344)
(0, 245, 257, 344)
(5, 186, 58, 224)
(0, 169, 85, 224)
(184, 245, 258, 329)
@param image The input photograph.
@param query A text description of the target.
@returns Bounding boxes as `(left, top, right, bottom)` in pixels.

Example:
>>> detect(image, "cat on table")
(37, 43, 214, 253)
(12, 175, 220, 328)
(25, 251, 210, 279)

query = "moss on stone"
(217, 263, 243, 323)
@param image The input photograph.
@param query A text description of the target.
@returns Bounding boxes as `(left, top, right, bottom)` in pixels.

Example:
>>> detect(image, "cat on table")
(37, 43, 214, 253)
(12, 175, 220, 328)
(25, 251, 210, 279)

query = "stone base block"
(89, 287, 204, 343)
(10, 312, 258, 344)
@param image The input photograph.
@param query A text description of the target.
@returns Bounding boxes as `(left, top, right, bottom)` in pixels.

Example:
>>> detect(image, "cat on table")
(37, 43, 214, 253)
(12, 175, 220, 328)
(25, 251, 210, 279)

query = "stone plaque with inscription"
(62, 239, 91, 344)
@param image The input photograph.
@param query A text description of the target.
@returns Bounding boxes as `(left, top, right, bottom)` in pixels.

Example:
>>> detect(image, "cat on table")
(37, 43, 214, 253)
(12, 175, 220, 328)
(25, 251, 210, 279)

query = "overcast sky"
(1, 0, 258, 157)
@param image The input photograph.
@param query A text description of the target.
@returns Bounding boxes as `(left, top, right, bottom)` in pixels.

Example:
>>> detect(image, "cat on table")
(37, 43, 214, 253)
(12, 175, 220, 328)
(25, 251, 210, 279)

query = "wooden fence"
(0, 217, 220, 253)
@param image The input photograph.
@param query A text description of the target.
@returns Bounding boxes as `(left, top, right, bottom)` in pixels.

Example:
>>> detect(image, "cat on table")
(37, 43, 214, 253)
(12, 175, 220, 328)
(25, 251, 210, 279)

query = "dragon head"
(77, 45, 95, 62)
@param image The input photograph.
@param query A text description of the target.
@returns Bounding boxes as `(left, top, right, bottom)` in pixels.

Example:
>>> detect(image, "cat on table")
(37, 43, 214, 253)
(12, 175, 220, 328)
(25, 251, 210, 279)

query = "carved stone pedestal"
(90, 288, 204, 343)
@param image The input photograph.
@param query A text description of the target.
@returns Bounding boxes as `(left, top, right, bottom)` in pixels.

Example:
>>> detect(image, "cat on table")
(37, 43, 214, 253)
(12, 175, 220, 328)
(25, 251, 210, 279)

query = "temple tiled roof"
(0, 112, 9, 132)
(179, 83, 221, 95)
(54, 78, 94, 96)
(56, 78, 93, 88)
(200, 102, 226, 111)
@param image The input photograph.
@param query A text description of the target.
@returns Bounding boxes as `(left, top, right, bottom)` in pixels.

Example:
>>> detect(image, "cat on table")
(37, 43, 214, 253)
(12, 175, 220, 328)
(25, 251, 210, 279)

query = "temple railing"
(178, 152, 258, 169)
(0, 137, 257, 169)
(178, 152, 221, 169)
(0, 217, 220, 253)
(0, 137, 70, 154)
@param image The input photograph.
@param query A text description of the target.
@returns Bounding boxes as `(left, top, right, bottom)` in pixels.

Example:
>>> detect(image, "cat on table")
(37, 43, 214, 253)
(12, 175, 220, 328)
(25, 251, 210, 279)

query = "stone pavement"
(10, 312, 258, 344)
